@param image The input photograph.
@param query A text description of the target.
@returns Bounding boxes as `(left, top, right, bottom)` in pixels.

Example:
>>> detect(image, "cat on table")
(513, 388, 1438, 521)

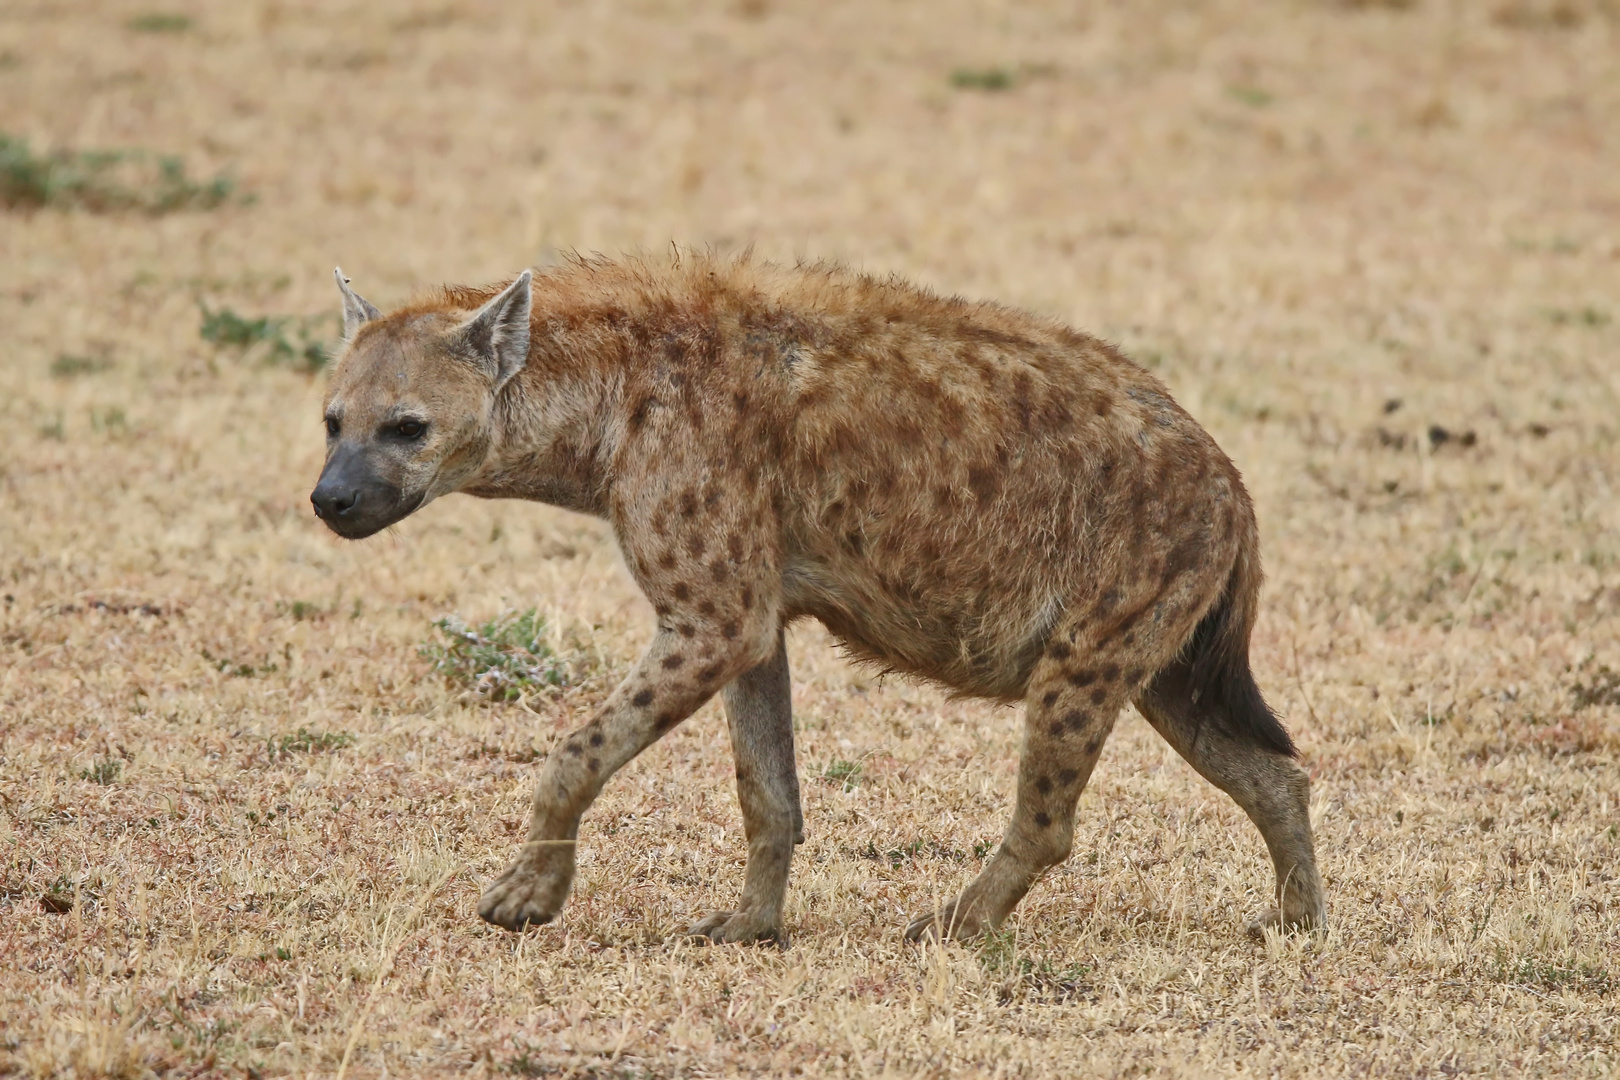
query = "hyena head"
(311, 268, 533, 539)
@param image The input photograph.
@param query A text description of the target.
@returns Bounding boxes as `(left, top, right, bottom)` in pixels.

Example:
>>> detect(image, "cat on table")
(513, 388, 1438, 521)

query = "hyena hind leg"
(1135, 657, 1326, 934)
(904, 643, 1146, 942)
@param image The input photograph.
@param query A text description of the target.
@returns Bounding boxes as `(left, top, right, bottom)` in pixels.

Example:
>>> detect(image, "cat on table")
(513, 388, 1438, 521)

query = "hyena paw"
(904, 899, 991, 943)
(686, 909, 785, 946)
(1245, 903, 1326, 939)
(477, 860, 572, 932)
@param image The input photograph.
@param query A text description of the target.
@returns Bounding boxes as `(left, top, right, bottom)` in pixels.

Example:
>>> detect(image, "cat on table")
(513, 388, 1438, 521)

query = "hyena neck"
(460, 369, 619, 515)
(456, 305, 633, 516)
(450, 260, 733, 516)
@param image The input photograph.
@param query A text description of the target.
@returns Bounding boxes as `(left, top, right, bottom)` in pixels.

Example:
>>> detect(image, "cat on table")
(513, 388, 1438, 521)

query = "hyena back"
(312, 255, 1325, 943)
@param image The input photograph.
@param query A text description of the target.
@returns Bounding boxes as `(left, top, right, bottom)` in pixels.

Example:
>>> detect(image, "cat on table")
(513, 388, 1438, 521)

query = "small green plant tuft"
(266, 727, 355, 759)
(1227, 84, 1275, 107)
(199, 306, 332, 372)
(0, 133, 233, 213)
(50, 353, 113, 378)
(950, 67, 1014, 91)
(127, 13, 192, 33)
(79, 759, 123, 785)
(978, 928, 1094, 1003)
(821, 758, 863, 791)
(422, 609, 580, 702)
(1571, 665, 1620, 709)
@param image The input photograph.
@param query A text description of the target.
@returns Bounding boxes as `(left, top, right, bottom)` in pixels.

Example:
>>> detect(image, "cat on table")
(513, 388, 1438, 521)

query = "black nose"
(311, 484, 360, 519)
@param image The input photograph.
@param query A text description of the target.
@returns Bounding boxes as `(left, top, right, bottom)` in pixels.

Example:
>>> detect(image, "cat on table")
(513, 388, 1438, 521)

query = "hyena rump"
(312, 255, 1325, 942)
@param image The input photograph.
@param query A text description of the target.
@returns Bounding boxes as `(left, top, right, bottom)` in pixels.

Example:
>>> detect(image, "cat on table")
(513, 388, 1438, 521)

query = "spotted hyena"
(311, 255, 1325, 943)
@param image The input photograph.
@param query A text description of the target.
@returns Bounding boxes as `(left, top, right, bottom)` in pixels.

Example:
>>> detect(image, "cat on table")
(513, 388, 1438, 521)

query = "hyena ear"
(456, 269, 533, 392)
(334, 267, 381, 341)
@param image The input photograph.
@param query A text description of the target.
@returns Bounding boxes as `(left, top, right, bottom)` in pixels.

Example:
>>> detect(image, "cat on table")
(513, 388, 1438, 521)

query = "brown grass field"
(3, 1, 1619, 1076)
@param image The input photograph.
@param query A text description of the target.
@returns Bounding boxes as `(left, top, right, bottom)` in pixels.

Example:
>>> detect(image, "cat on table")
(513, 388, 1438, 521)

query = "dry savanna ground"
(2, 1, 1618, 1077)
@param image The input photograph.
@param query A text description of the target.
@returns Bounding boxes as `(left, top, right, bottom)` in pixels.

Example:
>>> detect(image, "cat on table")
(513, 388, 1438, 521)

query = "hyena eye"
(395, 420, 426, 440)
(324, 416, 340, 438)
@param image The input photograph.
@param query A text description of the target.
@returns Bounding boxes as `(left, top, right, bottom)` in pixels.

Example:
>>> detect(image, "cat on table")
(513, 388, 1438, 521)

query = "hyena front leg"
(478, 621, 773, 931)
(905, 644, 1149, 942)
(688, 628, 804, 944)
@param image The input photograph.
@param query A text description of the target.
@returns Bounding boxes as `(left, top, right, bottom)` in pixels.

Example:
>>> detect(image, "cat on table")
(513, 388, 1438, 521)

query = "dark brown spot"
(1101, 664, 1120, 682)
(1048, 641, 1072, 661)
(699, 663, 724, 683)
(629, 395, 656, 431)
(662, 654, 685, 669)
(632, 689, 654, 707)
(566, 743, 583, 756)
(658, 551, 678, 570)
(589, 732, 604, 747)
(1085, 734, 1105, 754)
(741, 587, 754, 610)
(678, 491, 698, 518)
(673, 583, 691, 601)
(1068, 670, 1097, 687)
(699, 601, 716, 616)
(1034, 812, 1052, 829)
(710, 559, 729, 582)
(686, 534, 706, 558)
(1062, 710, 1088, 732)
(1058, 768, 1079, 785)
(722, 620, 739, 639)
(678, 623, 696, 638)
(1036, 775, 1052, 794)
(1090, 688, 1107, 705)
(1126, 667, 1144, 684)
(1048, 720, 1066, 737)
(587, 758, 600, 772)
(728, 533, 744, 560)
(655, 713, 678, 732)
(966, 464, 1000, 505)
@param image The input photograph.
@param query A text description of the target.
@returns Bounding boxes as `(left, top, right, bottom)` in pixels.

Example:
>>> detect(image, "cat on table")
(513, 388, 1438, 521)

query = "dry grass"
(2, 1, 1618, 1076)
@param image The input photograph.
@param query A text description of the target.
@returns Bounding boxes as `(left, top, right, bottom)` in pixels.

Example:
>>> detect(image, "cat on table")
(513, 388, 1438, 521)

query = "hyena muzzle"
(311, 256, 1326, 944)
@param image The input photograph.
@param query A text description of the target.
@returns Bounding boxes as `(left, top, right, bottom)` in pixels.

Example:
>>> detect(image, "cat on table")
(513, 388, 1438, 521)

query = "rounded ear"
(457, 269, 533, 392)
(334, 267, 381, 340)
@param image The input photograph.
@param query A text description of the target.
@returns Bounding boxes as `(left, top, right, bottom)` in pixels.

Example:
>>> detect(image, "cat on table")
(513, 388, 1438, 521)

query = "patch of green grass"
(50, 353, 113, 378)
(976, 928, 1094, 1003)
(201, 648, 278, 678)
(1571, 665, 1620, 709)
(422, 609, 578, 702)
(89, 406, 128, 435)
(198, 306, 332, 372)
(1493, 954, 1614, 995)
(1227, 84, 1275, 107)
(859, 837, 969, 867)
(821, 758, 863, 791)
(266, 727, 355, 759)
(78, 759, 123, 785)
(127, 13, 193, 33)
(1544, 306, 1610, 328)
(0, 132, 234, 213)
(281, 600, 323, 621)
(950, 67, 1014, 91)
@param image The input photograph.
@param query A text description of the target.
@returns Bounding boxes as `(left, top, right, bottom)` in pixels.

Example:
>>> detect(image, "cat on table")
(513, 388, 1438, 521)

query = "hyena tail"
(1180, 539, 1297, 758)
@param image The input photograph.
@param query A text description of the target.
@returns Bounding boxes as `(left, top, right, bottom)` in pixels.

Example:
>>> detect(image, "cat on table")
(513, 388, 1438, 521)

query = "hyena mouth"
(312, 488, 425, 540)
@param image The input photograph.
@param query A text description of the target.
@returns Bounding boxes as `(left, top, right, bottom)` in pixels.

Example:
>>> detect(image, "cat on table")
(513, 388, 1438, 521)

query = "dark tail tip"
(1184, 593, 1297, 758)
